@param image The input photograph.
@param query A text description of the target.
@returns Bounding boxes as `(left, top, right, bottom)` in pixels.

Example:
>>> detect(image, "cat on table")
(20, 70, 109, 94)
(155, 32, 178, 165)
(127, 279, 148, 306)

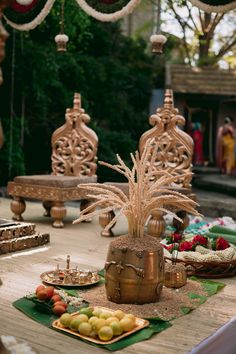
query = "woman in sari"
(216, 117, 235, 175)
(192, 122, 204, 166)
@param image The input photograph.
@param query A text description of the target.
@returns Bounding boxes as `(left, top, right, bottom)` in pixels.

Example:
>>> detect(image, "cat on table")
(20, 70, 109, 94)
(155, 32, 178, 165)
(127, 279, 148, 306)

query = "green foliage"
(0, 1, 155, 184)
(0, 116, 25, 184)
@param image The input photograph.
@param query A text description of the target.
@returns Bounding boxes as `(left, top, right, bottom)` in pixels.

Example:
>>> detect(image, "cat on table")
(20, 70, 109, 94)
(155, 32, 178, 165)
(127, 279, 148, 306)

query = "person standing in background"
(191, 122, 204, 166)
(216, 117, 236, 175)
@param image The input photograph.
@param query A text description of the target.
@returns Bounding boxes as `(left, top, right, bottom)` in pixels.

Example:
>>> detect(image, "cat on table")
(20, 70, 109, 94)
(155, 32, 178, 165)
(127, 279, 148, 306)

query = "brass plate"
(40, 270, 100, 287)
(52, 307, 149, 344)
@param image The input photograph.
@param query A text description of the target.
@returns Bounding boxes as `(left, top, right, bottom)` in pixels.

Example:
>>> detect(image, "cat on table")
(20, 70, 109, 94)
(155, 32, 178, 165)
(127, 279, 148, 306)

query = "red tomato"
(37, 289, 49, 300)
(53, 301, 67, 309)
(51, 294, 61, 303)
(52, 305, 66, 316)
(45, 286, 54, 298)
(35, 285, 45, 294)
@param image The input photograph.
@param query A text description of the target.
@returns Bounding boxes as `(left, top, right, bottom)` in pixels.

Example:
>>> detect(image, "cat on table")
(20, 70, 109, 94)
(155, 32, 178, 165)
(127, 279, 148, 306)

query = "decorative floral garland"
(163, 232, 236, 263)
(74, 0, 140, 22)
(85, 0, 130, 14)
(189, 0, 236, 12)
(16, 0, 34, 5)
(4, 0, 141, 30)
(4, 0, 55, 31)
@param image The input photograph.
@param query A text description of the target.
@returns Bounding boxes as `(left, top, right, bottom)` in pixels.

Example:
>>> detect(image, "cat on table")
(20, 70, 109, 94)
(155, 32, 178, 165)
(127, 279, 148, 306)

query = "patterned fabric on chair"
(99, 89, 195, 237)
(7, 93, 98, 228)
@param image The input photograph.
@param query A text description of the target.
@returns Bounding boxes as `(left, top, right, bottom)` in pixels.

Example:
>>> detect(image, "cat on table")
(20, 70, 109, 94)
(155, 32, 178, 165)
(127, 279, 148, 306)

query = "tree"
(163, 0, 236, 66)
(0, 1, 155, 184)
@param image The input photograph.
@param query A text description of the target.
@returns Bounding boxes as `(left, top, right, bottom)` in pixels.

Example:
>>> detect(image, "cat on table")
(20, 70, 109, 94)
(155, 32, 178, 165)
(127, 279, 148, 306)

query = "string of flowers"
(4, 0, 55, 31)
(74, 0, 140, 22)
(73, 139, 200, 237)
(189, 0, 236, 13)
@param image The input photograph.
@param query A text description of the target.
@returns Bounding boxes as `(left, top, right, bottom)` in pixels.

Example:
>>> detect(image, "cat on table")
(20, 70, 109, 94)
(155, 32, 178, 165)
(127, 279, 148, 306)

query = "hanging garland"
(74, 0, 141, 22)
(189, 0, 236, 12)
(4, 0, 140, 30)
(84, 0, 131, 14)
(4, 0, 55, 31)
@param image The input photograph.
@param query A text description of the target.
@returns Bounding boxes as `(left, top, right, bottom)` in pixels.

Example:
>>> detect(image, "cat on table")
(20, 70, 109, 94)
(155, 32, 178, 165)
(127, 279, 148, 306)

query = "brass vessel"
(105, 235, 164, 304)
(164, 262, 187, 288)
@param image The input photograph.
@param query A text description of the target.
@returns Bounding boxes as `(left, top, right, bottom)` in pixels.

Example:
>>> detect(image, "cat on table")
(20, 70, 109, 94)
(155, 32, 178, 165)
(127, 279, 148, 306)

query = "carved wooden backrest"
(139, 89, 193, 188)
(51, 93, 98, 177)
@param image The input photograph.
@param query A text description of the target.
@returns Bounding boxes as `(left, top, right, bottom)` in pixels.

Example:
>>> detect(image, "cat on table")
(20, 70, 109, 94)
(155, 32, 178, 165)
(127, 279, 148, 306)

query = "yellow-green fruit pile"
(59, 307, 136, 341)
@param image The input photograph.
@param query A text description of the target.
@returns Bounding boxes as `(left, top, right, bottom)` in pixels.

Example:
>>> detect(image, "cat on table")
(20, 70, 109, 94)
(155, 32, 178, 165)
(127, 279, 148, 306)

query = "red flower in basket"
(163, 244, 175, 253)
(192, 235, 208, 247)
(166, 232, 183, 244)
(179, 241, 194, 252)
(215, 237, 229, 250)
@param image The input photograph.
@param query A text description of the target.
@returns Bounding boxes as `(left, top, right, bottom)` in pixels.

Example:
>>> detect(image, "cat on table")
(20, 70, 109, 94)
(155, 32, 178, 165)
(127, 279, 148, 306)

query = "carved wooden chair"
(99, 89, 195, 237)
(7, 93, 98, 228)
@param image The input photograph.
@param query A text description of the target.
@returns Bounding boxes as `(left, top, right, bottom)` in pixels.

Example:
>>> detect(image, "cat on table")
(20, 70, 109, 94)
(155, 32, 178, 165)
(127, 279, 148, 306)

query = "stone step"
(0, 232, 50, 255)
(194, 188, 236, 219)
(0, 220, 36, 241)
(193, 166, 221, 175)
(193, 174, 236, 197)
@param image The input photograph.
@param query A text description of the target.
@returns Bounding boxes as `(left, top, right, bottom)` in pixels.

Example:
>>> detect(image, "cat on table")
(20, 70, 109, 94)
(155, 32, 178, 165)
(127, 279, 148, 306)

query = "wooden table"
(0, 197, 235, 354)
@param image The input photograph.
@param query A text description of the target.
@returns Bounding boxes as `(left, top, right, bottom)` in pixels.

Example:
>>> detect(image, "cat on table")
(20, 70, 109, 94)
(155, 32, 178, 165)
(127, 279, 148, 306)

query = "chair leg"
(99, 210, 116, 237)
(80, 199, 93, 223)
(11, 197, 26, 221)
(42, 200, 53, 217)
(173, 210, 190, 234)
(51, 202, 66, 228)
(147, 210, 166, 240)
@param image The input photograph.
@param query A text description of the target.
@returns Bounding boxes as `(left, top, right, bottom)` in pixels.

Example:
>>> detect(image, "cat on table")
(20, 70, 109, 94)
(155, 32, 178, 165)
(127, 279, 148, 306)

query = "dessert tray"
(52, 306, 149, 344)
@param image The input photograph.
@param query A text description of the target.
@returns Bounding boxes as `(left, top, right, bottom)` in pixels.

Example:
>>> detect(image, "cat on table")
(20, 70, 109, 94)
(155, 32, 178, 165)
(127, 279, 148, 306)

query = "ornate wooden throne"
(99, 89, 195, 237)
(7, 93, 98, 228)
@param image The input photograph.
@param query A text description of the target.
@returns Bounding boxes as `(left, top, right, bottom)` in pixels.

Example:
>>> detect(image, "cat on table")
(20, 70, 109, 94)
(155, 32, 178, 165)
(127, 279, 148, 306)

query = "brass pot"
(105, 235, 164, 304)
(164, 263, 187, 289)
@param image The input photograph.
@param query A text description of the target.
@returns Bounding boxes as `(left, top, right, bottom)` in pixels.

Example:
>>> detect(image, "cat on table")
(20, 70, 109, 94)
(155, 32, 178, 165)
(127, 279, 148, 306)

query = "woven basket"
(165, 257, 236, 278)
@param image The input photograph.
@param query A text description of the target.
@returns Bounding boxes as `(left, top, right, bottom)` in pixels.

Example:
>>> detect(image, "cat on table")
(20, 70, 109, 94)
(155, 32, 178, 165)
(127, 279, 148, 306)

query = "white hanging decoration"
(150, 34, 167, 54)
(15, 0, 34, 5)
(74, 0, 141, 22)
(54, 34, 69, 52)
(4, 0, 56, 31)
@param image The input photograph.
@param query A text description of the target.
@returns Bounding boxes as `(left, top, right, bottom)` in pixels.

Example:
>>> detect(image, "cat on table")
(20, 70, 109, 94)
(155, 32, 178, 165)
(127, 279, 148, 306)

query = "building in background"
(166, 64, 236, 166)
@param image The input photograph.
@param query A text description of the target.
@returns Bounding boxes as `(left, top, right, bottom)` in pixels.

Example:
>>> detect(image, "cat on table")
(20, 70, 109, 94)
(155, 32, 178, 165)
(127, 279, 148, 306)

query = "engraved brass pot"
(164, 263, 187, 289)
(105, 235, 164, 304)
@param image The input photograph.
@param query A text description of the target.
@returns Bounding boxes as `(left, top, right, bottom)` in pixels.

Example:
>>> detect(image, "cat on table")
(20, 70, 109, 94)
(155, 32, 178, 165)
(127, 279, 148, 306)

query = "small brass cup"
(164, 263, 187, 289)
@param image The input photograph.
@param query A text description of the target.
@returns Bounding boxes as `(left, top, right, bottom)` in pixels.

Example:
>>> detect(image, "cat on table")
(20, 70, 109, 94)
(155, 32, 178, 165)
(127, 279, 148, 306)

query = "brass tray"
(52, 307, 149, 344)
(40, 270, 100, 287)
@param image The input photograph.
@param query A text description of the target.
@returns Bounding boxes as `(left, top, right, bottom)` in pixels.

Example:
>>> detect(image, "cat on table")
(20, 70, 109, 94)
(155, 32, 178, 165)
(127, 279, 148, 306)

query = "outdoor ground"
(0, 196, 236, 354)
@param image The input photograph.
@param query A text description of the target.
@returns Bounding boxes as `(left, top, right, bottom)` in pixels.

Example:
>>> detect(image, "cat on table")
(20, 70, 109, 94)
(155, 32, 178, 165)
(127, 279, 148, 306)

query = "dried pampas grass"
(73, 139, 199, 238)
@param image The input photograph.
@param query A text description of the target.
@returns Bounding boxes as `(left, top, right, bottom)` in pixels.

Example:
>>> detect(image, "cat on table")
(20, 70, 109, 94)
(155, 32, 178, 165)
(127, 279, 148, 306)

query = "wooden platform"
(0, 197, 236, 354)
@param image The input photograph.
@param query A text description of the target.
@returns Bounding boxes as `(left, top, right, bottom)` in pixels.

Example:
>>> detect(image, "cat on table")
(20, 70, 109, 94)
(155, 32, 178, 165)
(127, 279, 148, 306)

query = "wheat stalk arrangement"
(73, 139, 200, 238)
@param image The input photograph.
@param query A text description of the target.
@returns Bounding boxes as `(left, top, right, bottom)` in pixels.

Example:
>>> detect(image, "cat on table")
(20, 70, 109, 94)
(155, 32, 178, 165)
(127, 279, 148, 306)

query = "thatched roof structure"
(166, 65, 236, 97)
